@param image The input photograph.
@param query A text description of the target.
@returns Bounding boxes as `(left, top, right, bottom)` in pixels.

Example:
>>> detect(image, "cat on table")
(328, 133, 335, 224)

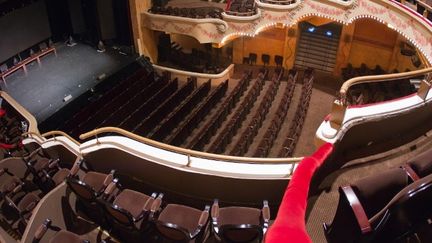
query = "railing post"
(95, 134, 100, 145)
(186, 154, 192, 167)
(329, 99, 346, 129)
(417, 79, 431, 100)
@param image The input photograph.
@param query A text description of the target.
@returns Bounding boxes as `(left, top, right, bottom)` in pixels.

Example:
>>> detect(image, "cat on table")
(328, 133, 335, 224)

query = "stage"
(2, 42, 136, 122)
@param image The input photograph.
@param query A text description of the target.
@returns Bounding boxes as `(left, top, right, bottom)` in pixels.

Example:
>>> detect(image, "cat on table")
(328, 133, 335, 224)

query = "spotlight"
(66, 35, 77, 47)
(325, 31, 333, 36)
(97, 41, 106, 53)
(308, 27, 315, 33)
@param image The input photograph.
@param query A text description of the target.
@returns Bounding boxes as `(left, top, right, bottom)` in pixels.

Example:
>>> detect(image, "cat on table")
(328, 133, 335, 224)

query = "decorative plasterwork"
(144, 0, 432, 64)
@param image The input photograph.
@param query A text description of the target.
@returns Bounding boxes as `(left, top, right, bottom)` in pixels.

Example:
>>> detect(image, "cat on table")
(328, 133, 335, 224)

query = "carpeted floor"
(306, 129, 432, 242)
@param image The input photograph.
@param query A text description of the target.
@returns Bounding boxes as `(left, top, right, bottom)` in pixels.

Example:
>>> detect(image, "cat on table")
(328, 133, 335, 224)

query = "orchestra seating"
(324, 149, 432, 242)
(207, 69, 268, 154)
(187, 70, 253, 150)
(229, 69, 284, 156)
(278, 68, 314, 157)
(254, 69, 298, 157)
(166, 80, 229, 146)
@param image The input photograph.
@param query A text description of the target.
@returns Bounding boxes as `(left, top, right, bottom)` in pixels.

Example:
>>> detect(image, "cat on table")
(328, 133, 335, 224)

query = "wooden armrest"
(69, 159, 82, 176)
(211, 199, 219, 220)
(103, 178, 118, 197)
(341, 186, 372, 234)
(402, 164, 420, 181)
(150, 193, 164, 216)
(33, 219, 51, 241)
(48, 158, 60, 169)
(102, 170, 115, 187)
(191, 205, 210, 238)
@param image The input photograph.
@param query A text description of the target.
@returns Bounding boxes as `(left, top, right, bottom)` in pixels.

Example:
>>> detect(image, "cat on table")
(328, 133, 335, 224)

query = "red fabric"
(265, 143, 334, 243)
(0, 143, 16, 149)
(0, 109, 6, 117)
(226, 0, 232, 11)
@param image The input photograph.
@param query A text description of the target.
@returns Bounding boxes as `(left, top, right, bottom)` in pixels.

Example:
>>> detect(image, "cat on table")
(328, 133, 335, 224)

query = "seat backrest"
(155, 222, 190, 242)
(219, 224, 263, 243)
(352, 167, 410, 218)
(104, 203, 135, 228)
(407, 148, 432, 178)
(370, 173, 432, 242)
(66, 177, 98, 202)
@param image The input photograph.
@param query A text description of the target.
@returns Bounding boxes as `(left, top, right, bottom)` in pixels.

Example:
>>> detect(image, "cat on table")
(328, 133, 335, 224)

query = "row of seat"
(187, 70, 253, 151)
(324, 147, 432, 242)
(116, 76, 175, 132)
(226, 0, 257, 16)
(60, 66, 150, 134)
(253, 69, 298, 157)
(57, 159, 271, 243)
(278, 68, 314, 157)
(133, 79, 196, 136)
(165, 42, 226, 74)
(70, 74, 166, 138)
(0, 147, 75, 235)
(207, 69, 268, 154)
(229, 69, 284, 156)
(259, 0, 297, 5)
(149, 5, 223, 19)
(148, 80, 212, 141)
(346, 78, 415, 106)
(243, 53, 284, 67)
(166, 80, 229, 146)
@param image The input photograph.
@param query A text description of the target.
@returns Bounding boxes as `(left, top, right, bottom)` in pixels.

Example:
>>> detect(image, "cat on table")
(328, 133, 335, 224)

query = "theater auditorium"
(0, 0, 431, 242)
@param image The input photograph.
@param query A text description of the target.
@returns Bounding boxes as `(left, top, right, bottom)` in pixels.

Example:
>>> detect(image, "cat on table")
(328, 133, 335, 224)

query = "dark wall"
(0, 0, 51, 63)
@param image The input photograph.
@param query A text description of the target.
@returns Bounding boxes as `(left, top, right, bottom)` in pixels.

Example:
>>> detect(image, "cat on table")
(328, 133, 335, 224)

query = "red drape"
(265, 143, 334, 243)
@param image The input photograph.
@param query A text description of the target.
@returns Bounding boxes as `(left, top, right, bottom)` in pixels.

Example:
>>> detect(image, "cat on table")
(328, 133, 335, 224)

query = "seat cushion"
(49, 230, 83, 243)
(1, 176, 21, 193)
(158, 204, 202, 234)
(408, 149, 432, 178)
(218, 207, 261, 226)
(52, 168, 70, 186)
(17, 193, 39, 212)
(33, 158, 50, 172)
(82, 171, 107, 193)
(113, 189, 151, 219)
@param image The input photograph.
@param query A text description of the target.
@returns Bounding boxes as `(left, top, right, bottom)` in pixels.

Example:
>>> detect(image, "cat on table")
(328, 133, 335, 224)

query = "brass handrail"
(80, 127, 303, 164)
(42, 131, 81, 146)
(339, 67, 432, 104)
(0, 91, 39, 134)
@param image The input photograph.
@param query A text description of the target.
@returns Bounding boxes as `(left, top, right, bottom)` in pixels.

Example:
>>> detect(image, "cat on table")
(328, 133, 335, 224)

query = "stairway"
(295, 31, 339, 73)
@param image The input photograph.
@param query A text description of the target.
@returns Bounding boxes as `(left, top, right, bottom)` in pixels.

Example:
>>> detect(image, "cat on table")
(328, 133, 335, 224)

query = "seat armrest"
(191, 205, 210, 239)
(211, 199, 220, 233)
(150, 193, 164, 219)
(262, 200, 270, 233)
(102, 178, 118, 200)
(402, 164, 420, 181)
(48, 158, 60, 169)
(341, 186, 372, 234)
(102, 170, 115, 188)
(69, 159, 82, 177)
(33, 219, 51, 242)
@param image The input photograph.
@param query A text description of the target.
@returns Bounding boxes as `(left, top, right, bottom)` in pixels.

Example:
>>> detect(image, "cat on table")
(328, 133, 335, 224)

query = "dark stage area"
(2, 42, 136, 122)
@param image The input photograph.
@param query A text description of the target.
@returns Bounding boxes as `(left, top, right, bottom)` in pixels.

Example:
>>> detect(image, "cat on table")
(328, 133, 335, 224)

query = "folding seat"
(0, 168, 24, 200)
(4, 186, 40, 232)
(323, 167, 412, 242)
(102, 180, 163, 241)
(66, 165, 115, 224)
(210, 199, 270, 242)
(32, 218, 89, 243)
(153, 203, 210, 243)
(405, 148, 432, 178)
